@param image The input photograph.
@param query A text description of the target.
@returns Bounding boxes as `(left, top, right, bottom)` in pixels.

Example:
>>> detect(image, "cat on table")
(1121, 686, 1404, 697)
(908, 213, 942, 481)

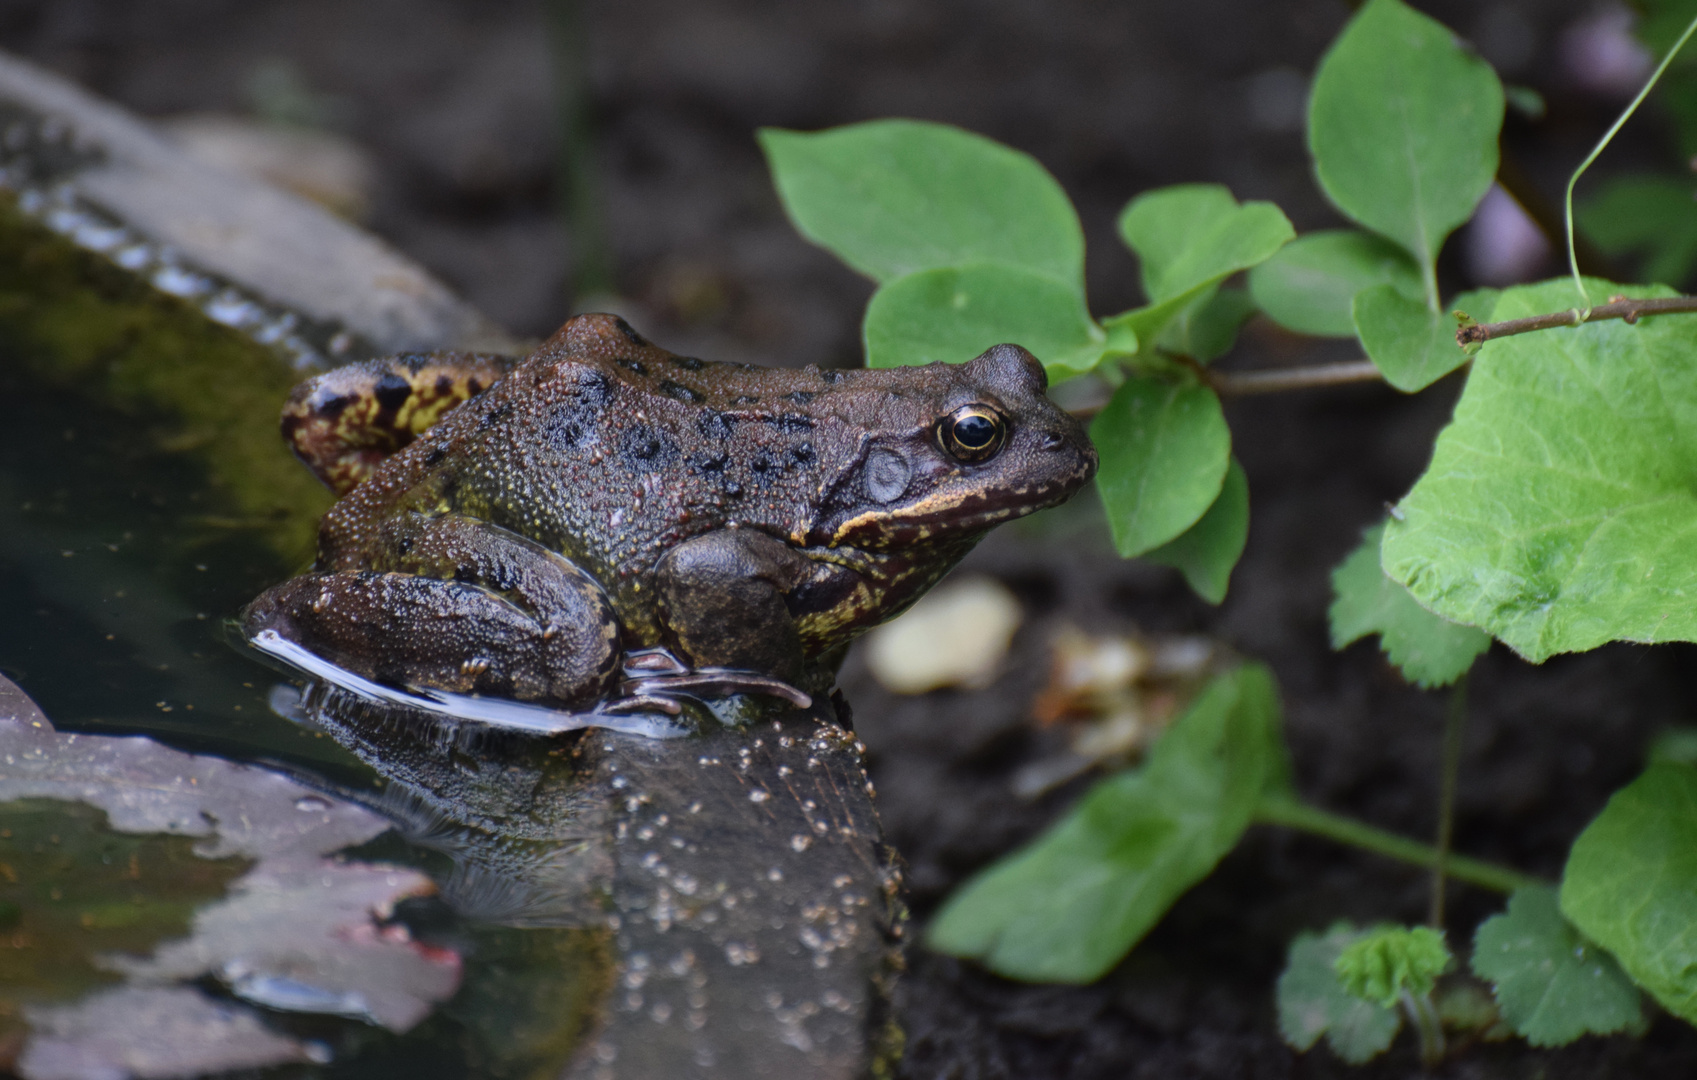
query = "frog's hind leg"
(282, 352, 517, 495)
(244, 515, 620, 706)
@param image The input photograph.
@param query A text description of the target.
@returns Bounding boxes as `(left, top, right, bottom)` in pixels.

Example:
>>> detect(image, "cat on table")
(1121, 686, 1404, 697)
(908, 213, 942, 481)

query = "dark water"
(0, 342, 616, 1075)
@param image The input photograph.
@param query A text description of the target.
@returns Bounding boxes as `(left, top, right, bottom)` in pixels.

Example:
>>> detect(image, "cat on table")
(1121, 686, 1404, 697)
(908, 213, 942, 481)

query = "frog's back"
(320, 314, 851, 588)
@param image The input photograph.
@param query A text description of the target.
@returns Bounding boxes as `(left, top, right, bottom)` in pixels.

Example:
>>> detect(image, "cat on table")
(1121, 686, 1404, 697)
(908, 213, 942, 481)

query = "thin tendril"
(1565, 12, 1697, 310)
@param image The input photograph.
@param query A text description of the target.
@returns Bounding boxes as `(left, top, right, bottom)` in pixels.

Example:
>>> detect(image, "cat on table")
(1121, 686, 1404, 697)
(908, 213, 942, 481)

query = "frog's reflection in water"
(270, 676, 898, 1079)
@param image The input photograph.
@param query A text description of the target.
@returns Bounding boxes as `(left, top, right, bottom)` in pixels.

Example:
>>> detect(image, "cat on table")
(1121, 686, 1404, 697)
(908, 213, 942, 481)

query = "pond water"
(0, 226, 893, 1079)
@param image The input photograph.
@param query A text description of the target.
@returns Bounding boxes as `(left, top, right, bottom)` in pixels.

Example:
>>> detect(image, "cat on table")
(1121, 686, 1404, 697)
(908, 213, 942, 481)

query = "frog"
(242, 312, 1097, 713)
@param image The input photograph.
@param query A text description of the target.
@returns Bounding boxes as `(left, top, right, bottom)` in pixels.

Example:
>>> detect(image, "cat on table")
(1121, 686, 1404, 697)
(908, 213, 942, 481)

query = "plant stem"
(1430, 674, 1467, 929)
(1458, 294, 1697, 347)
(1495, 151, 1615, 279)
(1209, 360, 1385, 396)
(1402, 988, 1446, 1067)
(1253, 793, 1544, 894)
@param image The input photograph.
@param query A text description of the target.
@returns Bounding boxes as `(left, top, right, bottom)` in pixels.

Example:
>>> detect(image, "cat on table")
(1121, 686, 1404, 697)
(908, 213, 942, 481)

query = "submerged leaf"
(927, 664, 1283, 982)
(18, 985, 316, 1079)
(1330, 522, 1489, 689)
(1383, 279, 1697, 660)
(1472, 886, 1642, 1047)
(0, 676, 462, 1073)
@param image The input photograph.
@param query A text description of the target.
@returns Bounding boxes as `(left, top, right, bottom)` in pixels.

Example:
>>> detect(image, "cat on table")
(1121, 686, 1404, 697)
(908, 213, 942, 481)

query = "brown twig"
(1063, 360, 1388, 417)
(1209, 360, 1385, 396)
(1457, 294, 1697, 347)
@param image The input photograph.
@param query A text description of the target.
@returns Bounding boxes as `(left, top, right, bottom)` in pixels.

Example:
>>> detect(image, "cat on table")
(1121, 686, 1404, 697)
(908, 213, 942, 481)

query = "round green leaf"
(1472, 886, 1643, 1047)
(1108, 184, 1294, 345)
(862, 264, 1106, 377)
(1308, 0, 1503, 278)
(1248, 230, 1422, 337)
(1383, 278, 1697, 661)
(1561, 764, 1697, 1025)
(759, 121, 1085, 287)
(1145, 457, 1249, 604)
(1117, 184, 1295, 304)
(1353, 284, 1470, 391)
(1091, 376, 1231, 558)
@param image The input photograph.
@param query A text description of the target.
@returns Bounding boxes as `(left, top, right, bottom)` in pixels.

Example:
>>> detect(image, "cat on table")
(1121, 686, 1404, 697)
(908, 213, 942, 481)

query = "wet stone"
(570, 710, 900, 1080)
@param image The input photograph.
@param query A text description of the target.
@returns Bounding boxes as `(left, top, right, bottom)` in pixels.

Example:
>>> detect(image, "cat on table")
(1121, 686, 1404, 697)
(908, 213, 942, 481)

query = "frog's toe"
(618, 669, 812, 709)
(599, 693, 685, 717)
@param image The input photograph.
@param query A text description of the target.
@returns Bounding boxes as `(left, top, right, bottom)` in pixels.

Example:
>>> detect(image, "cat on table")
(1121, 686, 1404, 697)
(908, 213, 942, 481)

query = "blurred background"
(0, 0, 1680, 366)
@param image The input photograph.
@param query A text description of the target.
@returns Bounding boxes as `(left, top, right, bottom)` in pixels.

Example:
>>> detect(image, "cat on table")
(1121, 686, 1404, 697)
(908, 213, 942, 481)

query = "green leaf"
(863, 264, 1107, 377)
(1090, 376, 1231, 557)
(1472, 886, 1643, 1047)
(759, 120, 1085, 287)
(928, 663, 1283, 982)
(1308, 0, 1504, 286)
(1330, 521, 1490, 688)
(1277, 922, 1402, 1064)
(1334, 925, 1452, 1008)
(1562, 763, 1697, 1024)
(1145, 457, 1249, 604)
(1352, 284, 1469, 391)
(1247, 229, 1423, 338)
(1579, 175, 1697, 289)
(1106, 184, 1293, 344)
(1155, 287, 1257, 363)
(1382, 278, 1697, 661)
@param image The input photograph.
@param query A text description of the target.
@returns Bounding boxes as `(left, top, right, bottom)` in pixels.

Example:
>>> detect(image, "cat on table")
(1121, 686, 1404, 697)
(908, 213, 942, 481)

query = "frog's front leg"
(644, 528, 822, 705)
(243, 514, 620, 705)
(283, 352, 517, 495)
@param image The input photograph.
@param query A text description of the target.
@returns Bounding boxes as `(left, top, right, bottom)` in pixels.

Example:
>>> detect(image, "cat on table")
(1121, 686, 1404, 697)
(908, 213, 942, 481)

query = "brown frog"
(243, 313, 1096, 712)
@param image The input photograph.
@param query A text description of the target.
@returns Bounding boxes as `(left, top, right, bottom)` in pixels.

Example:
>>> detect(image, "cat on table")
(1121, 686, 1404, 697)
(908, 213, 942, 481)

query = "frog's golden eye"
(939, 405, 1006, 463)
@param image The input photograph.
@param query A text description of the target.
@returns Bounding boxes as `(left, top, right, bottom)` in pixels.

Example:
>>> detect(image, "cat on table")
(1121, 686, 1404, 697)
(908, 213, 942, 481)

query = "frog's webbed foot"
(609, 647, 813, 711)
(282, 352, 517, 495)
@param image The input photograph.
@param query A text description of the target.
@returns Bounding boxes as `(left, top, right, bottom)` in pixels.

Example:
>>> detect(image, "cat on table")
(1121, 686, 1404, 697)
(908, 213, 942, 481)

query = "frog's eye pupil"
(940, 406, 1006, 462)
(955, 415, 996, 447)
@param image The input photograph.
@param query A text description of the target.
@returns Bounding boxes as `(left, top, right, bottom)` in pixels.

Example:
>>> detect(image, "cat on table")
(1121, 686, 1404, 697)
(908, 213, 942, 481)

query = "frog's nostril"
(1038, 431, 1064, 451)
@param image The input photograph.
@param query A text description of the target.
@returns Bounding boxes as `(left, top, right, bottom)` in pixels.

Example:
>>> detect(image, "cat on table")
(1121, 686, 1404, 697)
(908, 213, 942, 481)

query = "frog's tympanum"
(244, 314, 1096, 713)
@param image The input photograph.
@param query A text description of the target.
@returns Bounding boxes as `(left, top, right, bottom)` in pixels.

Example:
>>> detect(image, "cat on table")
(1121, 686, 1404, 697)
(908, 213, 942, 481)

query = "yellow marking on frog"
(282, 353, 514, 495)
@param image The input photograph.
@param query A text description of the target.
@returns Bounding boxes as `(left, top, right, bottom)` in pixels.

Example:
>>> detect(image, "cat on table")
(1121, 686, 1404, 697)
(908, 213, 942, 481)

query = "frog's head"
(813, 344, 1097, 551)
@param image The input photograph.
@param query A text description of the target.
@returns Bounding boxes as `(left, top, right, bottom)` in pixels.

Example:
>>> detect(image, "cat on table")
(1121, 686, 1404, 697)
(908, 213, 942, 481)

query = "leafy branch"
(1457, 292, 1697, 347)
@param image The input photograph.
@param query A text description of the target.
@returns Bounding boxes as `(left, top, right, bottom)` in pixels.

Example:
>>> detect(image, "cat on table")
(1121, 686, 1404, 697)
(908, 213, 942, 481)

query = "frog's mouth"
(819, 469, 1094, 549)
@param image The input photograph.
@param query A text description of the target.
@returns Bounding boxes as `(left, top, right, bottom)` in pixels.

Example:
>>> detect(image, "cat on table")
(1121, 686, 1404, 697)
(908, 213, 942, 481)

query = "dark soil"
(5, 0, 1696, 1075)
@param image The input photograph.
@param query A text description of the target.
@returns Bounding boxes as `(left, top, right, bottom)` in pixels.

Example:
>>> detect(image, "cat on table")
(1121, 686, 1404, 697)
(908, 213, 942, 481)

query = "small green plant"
(761, 0, 1697, 1065)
